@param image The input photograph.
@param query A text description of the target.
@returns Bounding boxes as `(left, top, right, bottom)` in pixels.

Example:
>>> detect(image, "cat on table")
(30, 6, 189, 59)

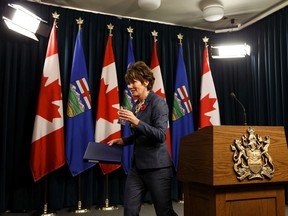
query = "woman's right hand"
(107, 138, 124, 146)
(118, 109, 140, 126)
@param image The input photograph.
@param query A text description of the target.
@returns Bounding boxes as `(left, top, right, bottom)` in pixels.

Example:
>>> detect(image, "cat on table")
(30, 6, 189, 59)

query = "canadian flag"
(30, 22, 65, 181)
(199, 46, 221, 128)
(150, 40, 172, 156)
(95, 35, 121, 175)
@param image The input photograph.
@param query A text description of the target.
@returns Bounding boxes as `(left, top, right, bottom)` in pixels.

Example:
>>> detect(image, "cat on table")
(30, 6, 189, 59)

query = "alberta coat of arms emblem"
(231, 127, 274, 181)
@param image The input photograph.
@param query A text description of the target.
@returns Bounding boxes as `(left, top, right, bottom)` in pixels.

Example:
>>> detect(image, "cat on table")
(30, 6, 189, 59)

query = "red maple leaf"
(37, 77, 62, 122)
(96, 78, 119, 123)
(199, 94, 216, 127)
(154, 89, 165, 99)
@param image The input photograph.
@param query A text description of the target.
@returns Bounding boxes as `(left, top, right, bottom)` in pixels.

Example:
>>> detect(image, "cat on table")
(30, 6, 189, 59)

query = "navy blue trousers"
(124, 166, 178, 216)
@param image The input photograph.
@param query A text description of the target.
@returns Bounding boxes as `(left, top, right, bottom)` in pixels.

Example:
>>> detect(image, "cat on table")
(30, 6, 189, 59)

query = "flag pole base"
(98, 199, 118, 211)
(41, 213, 56, 216)
(70, 208, 90, 214)
(98, 205, 118, 211)
(69, 201, 90, 214)
(177, 193, 184, 204)
(40, 203, 56, 216)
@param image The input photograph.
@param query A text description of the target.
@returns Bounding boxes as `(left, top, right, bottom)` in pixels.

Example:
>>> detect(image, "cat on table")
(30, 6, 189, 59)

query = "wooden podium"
(177, 126, 288, 216)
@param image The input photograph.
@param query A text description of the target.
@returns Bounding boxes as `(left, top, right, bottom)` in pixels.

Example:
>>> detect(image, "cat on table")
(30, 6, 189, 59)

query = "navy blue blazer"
(123, 91, 172, 169)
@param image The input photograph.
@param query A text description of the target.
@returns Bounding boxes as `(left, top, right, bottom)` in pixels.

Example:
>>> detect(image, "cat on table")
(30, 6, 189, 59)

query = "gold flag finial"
(203, 36, 209, 47)
(52, 12, 60, 25)
(52, 11, 60, 20)
(127, 26, 134, 39)
(151, 30, 158, 42)
(76, 17, 84, 30)
(177, 33, 183, 45)
(107, 23, 114, 36)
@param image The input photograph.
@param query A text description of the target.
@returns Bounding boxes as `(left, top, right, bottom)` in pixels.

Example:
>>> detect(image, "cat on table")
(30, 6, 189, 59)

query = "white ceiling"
(29, 0, 288, 32)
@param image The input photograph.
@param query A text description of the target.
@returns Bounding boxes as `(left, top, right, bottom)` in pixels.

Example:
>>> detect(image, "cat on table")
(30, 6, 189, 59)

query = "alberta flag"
(95, 34, 121, 175)
(65, 29, 95, 176)
(121, 36, 135, 174)
(172, 44, 194, 170)
(30, 21, 65, 181)
(199, 45, 220, 128)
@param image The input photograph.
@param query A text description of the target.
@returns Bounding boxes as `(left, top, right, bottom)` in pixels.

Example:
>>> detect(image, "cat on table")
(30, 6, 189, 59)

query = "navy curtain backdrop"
(1, 0, 288, 212)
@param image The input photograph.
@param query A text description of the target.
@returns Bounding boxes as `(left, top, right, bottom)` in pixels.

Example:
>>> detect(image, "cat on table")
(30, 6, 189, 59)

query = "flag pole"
(70, 174, 90, 213)
(67, 17, 90, 214)
(98, 174, 118, 210)
(40, 12, 60, 216)
(176, 33, 185, 204)
(97, 23, 119, 211)
(178, 184, 184, 204)
(40, 176, 56, 216)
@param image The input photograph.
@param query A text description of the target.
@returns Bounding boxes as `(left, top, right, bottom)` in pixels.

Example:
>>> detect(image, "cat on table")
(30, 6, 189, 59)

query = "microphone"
(230, 92, 247, 125)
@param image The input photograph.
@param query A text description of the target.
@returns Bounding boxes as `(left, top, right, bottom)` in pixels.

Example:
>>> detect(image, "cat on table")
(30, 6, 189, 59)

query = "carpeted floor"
(2, 203, 288, 216)
(1, 201, 183, 216)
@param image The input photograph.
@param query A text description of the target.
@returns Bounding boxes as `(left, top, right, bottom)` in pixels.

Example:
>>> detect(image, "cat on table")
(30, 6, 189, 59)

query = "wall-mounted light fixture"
(2, 4, 50, 41)
(211, 44, 251, 59)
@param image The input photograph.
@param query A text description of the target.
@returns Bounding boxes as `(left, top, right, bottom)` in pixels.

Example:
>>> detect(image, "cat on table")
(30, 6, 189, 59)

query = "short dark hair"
(125, 61, 155, 90)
